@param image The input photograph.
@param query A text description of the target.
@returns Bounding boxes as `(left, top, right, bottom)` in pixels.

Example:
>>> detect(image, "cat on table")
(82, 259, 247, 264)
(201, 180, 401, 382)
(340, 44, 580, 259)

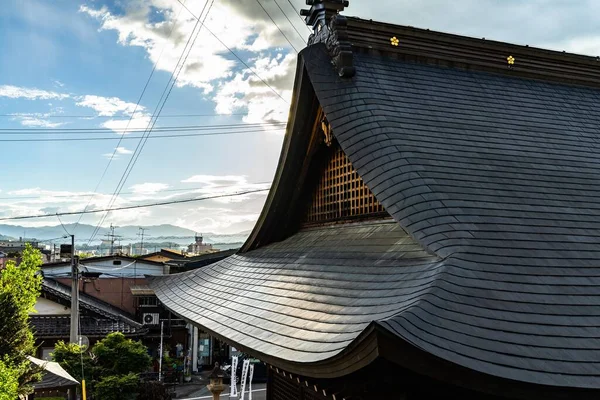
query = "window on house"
(138, 296, 159, 307)
(113, 260, 122, 266)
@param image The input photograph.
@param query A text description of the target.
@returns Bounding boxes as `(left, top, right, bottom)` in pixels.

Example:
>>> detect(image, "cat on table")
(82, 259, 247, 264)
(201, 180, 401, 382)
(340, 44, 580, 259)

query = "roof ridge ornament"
(301, 0, 355, 78)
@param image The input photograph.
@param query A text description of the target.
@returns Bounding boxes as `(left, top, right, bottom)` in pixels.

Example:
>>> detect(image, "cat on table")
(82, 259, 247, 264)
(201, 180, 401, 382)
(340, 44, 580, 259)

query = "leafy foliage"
(54, 332, 152, 399)
(34, 397, 66, 400)
(0, 243, 42, 314)
(94, 373, 139, 400)
(77, 252, 94, 259)
(0, 243, 43, 398)
(92, 332, 151, 375)
(0, 358, 20, 400)
(52, 342, 96, 386)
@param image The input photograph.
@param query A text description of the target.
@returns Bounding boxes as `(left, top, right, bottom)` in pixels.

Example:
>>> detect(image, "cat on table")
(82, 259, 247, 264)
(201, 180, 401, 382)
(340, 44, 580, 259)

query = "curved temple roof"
(151, 21, 600, 394)
(152, 221, 440, 363)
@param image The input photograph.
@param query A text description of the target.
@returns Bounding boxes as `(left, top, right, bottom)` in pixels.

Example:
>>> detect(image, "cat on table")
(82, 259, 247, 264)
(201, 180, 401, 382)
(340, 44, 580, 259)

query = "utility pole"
(158, 321, 164, 382)
(109, 224, 115, 255)
(104, 224, 120, 255)
(69, 235, 79, 343)
(138, 227, 148, 256)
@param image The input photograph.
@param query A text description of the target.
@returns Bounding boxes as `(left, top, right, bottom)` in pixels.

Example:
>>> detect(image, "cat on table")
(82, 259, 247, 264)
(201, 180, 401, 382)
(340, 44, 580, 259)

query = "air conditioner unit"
(142, 313, 160, 325)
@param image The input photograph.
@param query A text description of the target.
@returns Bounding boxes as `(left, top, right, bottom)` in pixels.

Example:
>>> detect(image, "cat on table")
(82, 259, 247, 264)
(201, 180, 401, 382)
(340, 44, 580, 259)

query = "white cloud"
(175, 212, 260, 233)
(17, 117, 64, 128)
(75, 94, 143, 116)
(115, 147, 132, 155)
(0, 85, 69, 100)
(79, 0, 300, 122)
(102, 146, 133, 159)
(543, 36, 600, 56)
(0, 184, 265, 234)
(101, 115, 153, 134)
(180, 174, 270, 204)
(181, 175, 246, 185)
(215, 53, 294, 123)
(129, 182, 170, 194)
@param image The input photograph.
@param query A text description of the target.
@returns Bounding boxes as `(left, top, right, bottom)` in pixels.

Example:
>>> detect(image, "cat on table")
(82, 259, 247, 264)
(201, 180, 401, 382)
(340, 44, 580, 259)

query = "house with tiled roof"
(38, 255, 189, 363)
(149, 1, 600, 398)
(31, 278, 146, 360)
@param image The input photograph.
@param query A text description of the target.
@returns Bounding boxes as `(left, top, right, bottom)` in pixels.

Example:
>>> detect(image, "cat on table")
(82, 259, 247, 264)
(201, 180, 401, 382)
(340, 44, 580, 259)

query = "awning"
(130, 284, 155, 296)
(29, 356, 79, 390)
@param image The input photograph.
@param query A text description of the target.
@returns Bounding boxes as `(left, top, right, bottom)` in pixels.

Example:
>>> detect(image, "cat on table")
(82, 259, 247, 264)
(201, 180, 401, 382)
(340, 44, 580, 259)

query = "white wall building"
(42, 255, 168, 278)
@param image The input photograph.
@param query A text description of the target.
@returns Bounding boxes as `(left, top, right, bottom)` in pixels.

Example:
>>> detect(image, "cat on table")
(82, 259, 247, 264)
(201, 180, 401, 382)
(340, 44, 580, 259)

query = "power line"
(175, 0, 289, 105)
(255, 0, 301, 53)
(0, 181, 272, 201)
(56, 214, 72, 236)
(0, 113, 248, 119)
(76, 0, 190, 234)
(0, 189, 270, 222)
(88, 0, 214, 244)
(285, 0, 313, 32)
(0, 122, 285, 133)
(80, 260, 137, 271)
(36, 236, 71, 243)
(0, 128, 284, 142)
(273, 0, 307, 44)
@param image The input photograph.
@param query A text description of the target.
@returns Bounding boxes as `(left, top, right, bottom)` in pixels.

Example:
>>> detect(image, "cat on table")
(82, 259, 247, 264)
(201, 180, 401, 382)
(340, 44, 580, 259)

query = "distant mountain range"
(0, 224, 250, 246)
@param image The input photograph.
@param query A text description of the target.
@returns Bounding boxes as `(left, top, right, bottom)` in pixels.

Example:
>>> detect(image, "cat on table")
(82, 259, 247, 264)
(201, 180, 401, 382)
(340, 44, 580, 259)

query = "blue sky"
(1, 0, 599, 235)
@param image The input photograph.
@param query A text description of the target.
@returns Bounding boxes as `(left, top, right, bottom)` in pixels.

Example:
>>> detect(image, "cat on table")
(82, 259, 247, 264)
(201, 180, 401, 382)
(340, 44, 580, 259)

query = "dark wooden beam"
(344, 17, 600, 88)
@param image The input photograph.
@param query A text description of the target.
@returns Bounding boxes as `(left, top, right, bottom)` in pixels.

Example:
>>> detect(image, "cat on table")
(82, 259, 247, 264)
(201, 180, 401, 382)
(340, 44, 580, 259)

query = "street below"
(178, 383, 267, 400)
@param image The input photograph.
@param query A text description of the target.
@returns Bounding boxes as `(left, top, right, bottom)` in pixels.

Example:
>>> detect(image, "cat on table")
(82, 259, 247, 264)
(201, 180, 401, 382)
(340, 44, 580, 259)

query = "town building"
(37, 255, 188, 362)
(149, 1, 600, 399)
(186, 234, 213, 255)
(139, 248, 188, 263)
(0, 237, 39, 253)
(31, 278, 146, 360)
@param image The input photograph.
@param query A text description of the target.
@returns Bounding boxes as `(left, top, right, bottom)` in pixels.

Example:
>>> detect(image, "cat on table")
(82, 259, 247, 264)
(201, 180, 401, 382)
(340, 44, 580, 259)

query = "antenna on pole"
(135, 227, 149, 280)
(104, 224, 122, 255)
(137, 227, 149, 256)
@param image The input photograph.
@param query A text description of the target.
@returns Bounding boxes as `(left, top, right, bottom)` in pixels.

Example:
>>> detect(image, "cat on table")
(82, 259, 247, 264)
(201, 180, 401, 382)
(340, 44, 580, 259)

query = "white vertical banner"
(230, 356, 239, 397)
(239, 359, 250, 400)
(248, 364, 255, 400)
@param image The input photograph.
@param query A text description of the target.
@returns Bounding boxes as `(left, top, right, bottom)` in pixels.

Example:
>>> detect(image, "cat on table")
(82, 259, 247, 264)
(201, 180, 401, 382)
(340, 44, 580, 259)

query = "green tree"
(0, 359, 20, 400)
(51, 342, 96, 387)
(0, 243, 43, 399)
(92, 332, 151, 375)
(94, 373, 139, 400)
(53, 332, 152, 399)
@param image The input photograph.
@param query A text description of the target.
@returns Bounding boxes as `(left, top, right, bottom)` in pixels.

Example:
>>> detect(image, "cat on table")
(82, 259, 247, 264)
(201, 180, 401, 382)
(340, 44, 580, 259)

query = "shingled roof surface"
(31, 315, 143, 338)
(304, 43, 600, 388)
(151, 220, 440, 360)
(150, 23, 600, 391)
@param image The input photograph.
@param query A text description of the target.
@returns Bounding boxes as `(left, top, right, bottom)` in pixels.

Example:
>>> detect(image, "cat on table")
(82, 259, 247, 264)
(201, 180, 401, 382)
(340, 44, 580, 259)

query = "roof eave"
(344, 16, 600, 89)
(241, 52, 321, 252)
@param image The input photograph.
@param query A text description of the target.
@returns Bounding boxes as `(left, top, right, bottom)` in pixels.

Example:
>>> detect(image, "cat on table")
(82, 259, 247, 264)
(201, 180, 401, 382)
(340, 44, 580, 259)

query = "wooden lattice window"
(304, 143, 386, 224)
